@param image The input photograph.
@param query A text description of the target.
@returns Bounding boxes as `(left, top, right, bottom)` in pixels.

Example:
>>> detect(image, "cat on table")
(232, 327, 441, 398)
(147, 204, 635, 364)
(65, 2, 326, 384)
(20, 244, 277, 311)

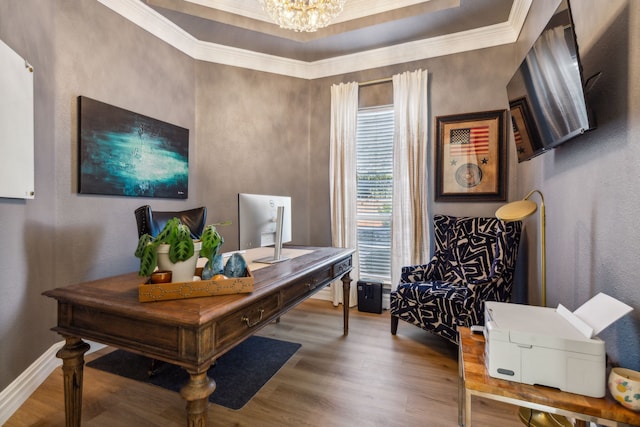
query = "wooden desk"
(44, 246, 354, 427)
(458, 327, 640, 427)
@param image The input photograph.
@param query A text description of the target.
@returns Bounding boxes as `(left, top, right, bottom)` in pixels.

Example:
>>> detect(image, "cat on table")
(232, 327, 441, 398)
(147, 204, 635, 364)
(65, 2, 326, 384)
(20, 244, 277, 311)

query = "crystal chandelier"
(258, 0, 347, 32)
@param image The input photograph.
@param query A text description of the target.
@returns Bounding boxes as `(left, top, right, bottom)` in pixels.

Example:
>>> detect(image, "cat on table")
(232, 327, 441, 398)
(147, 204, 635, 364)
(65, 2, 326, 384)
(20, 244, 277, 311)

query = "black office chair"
(134, 205, 207, 239)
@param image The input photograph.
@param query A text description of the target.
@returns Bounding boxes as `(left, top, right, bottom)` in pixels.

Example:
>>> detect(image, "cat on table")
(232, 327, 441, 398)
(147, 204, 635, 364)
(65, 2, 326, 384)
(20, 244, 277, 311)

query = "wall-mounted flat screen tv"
(507, 0, 596, 162)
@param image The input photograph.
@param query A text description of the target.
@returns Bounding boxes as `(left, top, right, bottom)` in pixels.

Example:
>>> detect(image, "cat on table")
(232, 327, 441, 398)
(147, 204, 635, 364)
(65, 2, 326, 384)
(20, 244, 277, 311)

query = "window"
(356, 106, 394, 284)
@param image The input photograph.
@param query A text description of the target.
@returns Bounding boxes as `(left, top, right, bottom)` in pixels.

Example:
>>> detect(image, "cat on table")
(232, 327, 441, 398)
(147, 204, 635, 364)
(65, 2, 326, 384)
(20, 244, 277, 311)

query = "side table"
(458, 327, 639, 427)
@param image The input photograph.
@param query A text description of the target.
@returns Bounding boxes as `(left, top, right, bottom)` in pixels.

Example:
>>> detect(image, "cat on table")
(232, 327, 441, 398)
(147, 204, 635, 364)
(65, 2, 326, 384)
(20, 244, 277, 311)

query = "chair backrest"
(134, 205, 207, 239)
(428, 214, 522, 328)
(432, 214, 521, 287)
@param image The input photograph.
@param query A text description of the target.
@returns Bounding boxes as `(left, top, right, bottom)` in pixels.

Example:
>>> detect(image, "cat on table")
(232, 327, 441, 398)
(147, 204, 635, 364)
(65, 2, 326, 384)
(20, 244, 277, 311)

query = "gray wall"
(0, 0, 198, 389)
(513, 0, 640, 369)
(0, 0, 638, 393)
(0, 0, 57, 390)
(308, 44, 519, 237)
(193, 62, 312, 249)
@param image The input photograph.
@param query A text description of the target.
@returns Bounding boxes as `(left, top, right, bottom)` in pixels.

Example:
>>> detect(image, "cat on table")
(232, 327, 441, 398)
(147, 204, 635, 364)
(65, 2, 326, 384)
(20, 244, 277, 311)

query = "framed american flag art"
(435, 110, 507, 202)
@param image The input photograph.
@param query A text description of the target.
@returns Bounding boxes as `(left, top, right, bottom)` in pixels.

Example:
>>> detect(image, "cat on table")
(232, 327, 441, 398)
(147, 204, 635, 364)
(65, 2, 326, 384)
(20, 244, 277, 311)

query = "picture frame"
(435, 109, 507, 202)
(78, 96, 189, 199)
(509, 97, 543, 163)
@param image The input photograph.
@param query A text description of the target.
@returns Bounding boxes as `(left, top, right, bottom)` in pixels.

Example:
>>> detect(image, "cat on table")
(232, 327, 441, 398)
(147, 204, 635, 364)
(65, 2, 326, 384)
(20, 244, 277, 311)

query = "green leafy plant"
(134, 217, 229, 277)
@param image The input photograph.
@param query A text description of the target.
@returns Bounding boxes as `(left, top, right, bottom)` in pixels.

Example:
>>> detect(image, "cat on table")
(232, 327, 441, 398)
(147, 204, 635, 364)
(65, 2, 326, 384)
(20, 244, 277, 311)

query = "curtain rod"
(358, 77, 392, 87)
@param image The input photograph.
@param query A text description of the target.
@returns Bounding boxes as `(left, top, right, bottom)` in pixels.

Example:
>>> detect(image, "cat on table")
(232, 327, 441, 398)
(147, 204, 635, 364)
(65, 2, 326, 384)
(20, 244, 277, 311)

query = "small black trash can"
(357, 281, 383, 314)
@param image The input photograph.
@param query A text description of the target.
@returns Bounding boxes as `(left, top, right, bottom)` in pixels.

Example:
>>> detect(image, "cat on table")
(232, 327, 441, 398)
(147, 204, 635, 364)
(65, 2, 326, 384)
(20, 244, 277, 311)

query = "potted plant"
(135, 217, 228, 281)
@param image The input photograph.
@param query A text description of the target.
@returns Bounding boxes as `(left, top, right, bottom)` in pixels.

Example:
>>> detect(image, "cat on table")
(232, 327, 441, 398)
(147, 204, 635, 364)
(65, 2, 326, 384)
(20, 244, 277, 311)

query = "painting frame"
(78, 96, 189, 199)
(435, 109, 507, 202)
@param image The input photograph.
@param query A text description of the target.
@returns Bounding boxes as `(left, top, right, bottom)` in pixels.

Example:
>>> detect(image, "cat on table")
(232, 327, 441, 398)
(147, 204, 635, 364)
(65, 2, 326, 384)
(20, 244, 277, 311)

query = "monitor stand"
(254, 205, 290, 264)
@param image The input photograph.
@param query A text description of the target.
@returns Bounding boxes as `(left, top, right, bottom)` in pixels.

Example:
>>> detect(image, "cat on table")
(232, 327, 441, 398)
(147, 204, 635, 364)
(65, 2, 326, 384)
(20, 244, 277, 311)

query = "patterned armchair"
(390, 215, 522, 344)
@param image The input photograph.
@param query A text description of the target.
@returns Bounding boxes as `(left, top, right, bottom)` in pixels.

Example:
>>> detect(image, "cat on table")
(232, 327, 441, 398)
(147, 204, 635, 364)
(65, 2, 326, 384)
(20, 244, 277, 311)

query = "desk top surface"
(459, 327, 640, 425)
(43, 246, 353, 326)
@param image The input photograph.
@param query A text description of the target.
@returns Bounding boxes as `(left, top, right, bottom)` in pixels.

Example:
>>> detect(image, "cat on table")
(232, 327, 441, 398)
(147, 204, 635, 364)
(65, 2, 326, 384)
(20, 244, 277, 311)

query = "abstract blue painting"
(78, 96, 189, 199)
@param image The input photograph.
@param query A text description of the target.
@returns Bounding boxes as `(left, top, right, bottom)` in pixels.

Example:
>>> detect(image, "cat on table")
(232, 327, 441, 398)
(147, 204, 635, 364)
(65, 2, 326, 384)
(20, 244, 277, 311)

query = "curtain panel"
(329, 70, 430, 298)
(391, 69, 430, 288)
(329, 82, 359, 306)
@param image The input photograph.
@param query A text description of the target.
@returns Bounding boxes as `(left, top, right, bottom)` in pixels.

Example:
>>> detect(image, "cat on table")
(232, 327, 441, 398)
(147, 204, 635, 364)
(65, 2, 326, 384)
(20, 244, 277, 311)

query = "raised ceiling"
(99, 0, 531, 79)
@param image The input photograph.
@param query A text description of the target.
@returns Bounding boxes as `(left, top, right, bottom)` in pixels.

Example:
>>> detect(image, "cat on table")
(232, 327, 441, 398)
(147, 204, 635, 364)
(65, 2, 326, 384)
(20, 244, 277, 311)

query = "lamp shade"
(495, 199, 537, 222)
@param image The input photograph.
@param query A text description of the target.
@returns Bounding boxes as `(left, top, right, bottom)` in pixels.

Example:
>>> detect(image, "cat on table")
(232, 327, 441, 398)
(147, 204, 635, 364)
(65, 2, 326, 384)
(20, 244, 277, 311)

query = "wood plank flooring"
(6, 299, 522, 426)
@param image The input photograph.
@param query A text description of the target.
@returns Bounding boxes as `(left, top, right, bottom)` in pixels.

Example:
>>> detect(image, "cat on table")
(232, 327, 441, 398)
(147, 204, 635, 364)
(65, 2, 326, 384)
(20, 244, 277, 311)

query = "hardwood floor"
(6, 299, 522, 426)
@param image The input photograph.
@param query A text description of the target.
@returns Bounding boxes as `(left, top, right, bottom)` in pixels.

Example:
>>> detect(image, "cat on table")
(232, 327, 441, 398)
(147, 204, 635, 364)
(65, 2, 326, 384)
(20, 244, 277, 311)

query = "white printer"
(483, 294, 633, 398)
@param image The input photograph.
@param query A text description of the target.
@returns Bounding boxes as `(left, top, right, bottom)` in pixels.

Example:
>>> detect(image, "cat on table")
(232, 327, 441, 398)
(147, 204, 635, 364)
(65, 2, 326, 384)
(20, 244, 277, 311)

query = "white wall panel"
(0, 39, 34, 199)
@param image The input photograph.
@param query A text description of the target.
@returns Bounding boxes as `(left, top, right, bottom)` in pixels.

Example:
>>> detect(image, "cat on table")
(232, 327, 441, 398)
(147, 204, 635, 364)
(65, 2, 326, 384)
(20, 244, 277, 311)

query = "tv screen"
(507, 0, 595, 162)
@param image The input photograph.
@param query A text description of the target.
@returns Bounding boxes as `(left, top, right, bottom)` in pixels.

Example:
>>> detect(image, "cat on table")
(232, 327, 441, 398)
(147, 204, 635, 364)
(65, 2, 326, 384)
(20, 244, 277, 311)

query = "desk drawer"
(332, 257, 352, 278)
(215, 293, 280, 348)
(281, 266, 333, 307)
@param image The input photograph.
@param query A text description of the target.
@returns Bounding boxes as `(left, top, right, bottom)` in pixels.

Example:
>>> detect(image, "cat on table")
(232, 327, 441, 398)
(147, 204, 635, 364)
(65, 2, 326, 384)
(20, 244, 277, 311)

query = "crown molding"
(306, 19, 524, 79)
(98, 0, 531, 80)
(191, 40, 314, 79)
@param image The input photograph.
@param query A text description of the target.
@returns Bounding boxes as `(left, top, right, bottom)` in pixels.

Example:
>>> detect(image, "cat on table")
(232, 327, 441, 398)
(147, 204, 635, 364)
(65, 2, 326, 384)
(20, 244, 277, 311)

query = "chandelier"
(258, 0, 347, 32)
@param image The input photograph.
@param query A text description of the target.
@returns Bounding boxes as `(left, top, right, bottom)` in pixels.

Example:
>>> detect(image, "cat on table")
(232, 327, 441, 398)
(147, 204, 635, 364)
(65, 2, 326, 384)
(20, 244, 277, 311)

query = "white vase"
(156, 241, 202, 283)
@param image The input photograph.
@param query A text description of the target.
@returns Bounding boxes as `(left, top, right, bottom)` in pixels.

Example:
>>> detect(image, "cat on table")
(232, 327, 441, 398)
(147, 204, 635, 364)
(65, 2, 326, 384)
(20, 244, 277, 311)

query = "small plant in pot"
(135, 217, 227, 282)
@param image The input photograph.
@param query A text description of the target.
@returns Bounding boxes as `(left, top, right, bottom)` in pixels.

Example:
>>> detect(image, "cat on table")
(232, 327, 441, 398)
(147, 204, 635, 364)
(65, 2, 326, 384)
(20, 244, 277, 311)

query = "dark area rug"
(87, 335, 301, 410)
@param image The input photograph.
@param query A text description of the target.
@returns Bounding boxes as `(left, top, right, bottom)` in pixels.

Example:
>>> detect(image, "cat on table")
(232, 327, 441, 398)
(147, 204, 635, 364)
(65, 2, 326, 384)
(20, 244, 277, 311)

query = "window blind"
(356, 106, 394, 283)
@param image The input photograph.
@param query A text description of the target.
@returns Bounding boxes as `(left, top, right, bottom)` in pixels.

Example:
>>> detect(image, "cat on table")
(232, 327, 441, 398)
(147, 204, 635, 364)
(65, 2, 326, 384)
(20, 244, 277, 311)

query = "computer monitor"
(238, 193, 292, 263)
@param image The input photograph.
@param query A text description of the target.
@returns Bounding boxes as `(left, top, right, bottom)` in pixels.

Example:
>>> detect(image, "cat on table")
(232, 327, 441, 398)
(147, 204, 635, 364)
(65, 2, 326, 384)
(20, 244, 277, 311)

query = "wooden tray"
(138, 267, 253, 302)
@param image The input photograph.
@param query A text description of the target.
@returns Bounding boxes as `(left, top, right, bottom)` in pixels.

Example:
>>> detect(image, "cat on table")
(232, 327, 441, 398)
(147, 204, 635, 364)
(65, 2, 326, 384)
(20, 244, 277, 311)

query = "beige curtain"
(391, 69, 430, 288)
(329, 82, 359, 307)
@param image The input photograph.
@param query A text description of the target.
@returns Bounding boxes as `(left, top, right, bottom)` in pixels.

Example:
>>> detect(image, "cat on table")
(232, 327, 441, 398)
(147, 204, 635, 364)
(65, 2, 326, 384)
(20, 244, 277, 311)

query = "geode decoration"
(224, 253, 247, 278)
(201, 254, 224, 280)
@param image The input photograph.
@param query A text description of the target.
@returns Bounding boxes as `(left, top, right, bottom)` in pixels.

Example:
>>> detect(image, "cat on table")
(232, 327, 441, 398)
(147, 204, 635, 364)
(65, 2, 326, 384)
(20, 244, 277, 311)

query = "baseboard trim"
(0, 340, 106, 424)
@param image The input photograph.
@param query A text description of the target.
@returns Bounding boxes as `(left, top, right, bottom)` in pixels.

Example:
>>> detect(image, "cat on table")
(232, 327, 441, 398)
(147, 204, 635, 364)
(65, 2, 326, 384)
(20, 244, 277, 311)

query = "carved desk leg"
(180, 370, 216, 427)
(56, 336, 91, 427)
(341, 271, 352, 335)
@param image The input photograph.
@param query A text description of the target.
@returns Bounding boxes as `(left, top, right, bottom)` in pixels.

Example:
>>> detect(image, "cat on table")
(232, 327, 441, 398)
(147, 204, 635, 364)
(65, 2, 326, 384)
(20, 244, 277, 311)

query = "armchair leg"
(391, 315, 399, 335)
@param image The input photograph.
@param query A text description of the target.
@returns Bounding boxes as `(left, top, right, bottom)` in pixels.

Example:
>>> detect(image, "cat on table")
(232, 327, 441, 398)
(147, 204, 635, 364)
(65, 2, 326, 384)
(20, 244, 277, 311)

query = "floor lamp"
(495, 190, 571, 427)
(495, 189, 546, 305)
